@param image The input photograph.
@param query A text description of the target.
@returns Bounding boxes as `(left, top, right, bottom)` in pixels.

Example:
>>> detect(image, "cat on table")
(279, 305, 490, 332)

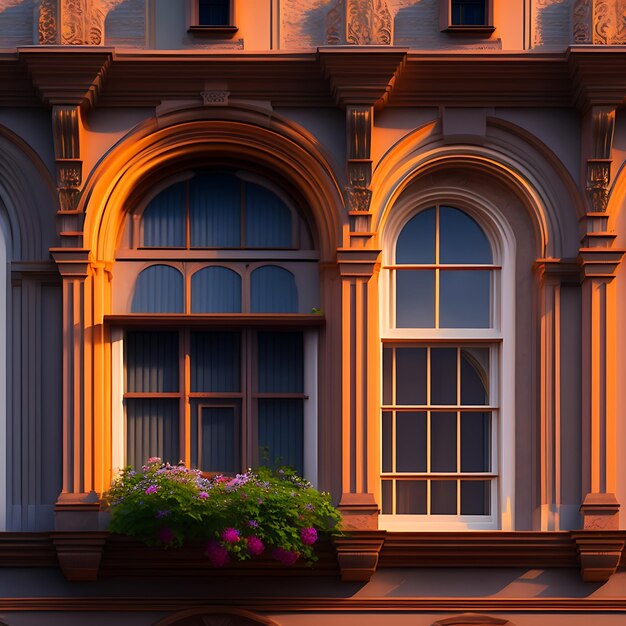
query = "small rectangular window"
(440, 0, 494, 32)
(198, 0, 230, 26)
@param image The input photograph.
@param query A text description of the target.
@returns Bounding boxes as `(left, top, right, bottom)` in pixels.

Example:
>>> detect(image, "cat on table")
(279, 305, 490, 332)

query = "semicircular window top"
(139, 171, 297, 249)
(394, 206, 495, 329)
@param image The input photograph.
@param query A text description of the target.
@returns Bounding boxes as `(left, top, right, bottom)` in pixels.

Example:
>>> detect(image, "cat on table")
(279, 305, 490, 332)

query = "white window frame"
(379, 190, 516, 531)
(0, 209, 8, 531)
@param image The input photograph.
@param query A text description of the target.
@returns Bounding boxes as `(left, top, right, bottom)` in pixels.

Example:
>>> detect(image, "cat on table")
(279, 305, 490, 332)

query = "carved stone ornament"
(39, 0, 125, 45)
(53, 106, 83, 213)
(346, 185, 373, 212)
(573, 0, 626, 45)
(326, 0, 393, 46)
(587, 159, 611, 211)
(201, 90, 230, 106)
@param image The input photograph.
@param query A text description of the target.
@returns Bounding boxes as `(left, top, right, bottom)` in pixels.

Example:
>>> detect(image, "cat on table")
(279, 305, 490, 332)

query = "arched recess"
(0, 124, 59, 531)
(371, 117, 583, 259)
(154, 607, 281, 626)
(70, 104, 346, 495)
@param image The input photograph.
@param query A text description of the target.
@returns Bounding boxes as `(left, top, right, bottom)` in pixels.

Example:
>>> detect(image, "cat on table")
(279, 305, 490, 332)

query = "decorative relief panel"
(573, 0, 626, 44)
(326, 0, 393, 45)
(38, 0, 58, 44)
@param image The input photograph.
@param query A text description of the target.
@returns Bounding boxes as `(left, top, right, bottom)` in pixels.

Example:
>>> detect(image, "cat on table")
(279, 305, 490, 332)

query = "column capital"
(578, 247, 625, 279)
(50, 248, 91, 278)
(336, 248, 381, 277)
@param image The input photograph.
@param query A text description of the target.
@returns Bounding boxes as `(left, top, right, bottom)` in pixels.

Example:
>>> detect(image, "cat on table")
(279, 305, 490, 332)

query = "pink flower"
(198, 491, 209, 499)
(205, 540, 230, 568)
(300, 527, 318, 546)
(157, 527, 174, 545)
(145, 485, 158, 495)
(247, 536, 265, 556)
(221, 527, 241, 544)
(272, 547, 299, 566)
(146, 457, 161, 464)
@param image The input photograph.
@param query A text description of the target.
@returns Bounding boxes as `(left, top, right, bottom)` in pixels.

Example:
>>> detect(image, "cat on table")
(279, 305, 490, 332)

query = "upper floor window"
(381, 204, 504, 531)
(188, 0, 237, 33)
(198, 0, 230, 26)
(440, 0, 494, 32)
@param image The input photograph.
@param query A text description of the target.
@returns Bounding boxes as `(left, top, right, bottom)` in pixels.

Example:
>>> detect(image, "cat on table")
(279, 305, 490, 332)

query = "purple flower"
(145, 485, 158, 495)
(272, 547, 299, 566)
(205, 540, 230, 568)
(247, 536, 265, 556)
(300, 527, 318, 546)
(155, 509, 170, 519)
(198, 491, 209, 499)
(221, 527, 241, 544)
(157, 527, 174, 545)
(247, 520, 259, 529)
(258, 498, 263, 505)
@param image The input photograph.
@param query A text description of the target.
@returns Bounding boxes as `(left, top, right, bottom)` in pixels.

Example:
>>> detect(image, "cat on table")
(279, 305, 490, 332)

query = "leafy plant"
(104, 458, 341, 567)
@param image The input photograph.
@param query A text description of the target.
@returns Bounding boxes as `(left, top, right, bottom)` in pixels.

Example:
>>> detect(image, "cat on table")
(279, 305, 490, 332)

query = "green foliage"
(104, 459, 342, 566)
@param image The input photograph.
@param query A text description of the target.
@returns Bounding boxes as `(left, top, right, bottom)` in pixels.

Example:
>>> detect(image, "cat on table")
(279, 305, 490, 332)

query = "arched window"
(112, 170, 319, 479)
(381, 204, 507, 530)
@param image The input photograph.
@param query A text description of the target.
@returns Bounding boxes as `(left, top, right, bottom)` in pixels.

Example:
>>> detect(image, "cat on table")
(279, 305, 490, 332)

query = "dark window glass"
(396, 348, 427, 405)
(198, 405, 240, 473)
(461, 412, 491, 472)
(190, 332, 240, 393)
(460, 348, 489, 405)
(461, 480, 490, 515)
(440, 270, 490, 328)
(198, 0, 230, 25)
(451, 0, 486, 26)
(396, 412, 427, 472)
(258, 399, 304, 475)
(430, 348, 457, 405)
(431, 480, 457, 515)
(396, 208, 436, 264)
(126, 331, 179, 393)
(439, 207, 492, 264)
(258, 332, 303, 393)
(397, 480, 427, 514)
(131, 265, 184, 314)
(396, 270, 435, 328)
(142, 183, 185, 247)
(191, 266, 242, 313)
(251, 266, 298, 313)
(430, 412, 457, 472)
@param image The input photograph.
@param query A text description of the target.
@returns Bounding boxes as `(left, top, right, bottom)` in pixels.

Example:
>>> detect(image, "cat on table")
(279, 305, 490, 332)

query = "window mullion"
(182, 329, 191, 466)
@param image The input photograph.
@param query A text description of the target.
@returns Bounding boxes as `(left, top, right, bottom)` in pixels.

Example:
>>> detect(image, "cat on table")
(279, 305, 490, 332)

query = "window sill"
(188, 25, 239, 37)
(442, 25, 496, 35)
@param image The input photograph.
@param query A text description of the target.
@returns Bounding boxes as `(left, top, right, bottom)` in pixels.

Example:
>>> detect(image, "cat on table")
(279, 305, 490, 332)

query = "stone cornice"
(0, 47, 626, 110)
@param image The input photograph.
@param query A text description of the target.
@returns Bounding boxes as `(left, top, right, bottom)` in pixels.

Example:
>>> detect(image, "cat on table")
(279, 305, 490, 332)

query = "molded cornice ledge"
(336, 248, 381, 277)
(318, 46, 407, 108)
(18, 47, 113, 108)
(50, 248, 91, 277)
(567, 46, 626, 112)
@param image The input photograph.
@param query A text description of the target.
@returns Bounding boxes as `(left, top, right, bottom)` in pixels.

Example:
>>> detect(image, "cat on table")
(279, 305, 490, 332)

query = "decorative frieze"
(346, 105, 373, 217)
(573, 0, 626, 45)
(326, 0, 393, 45)
(584, 105, 615, 216)
(38, 0, 126, 45)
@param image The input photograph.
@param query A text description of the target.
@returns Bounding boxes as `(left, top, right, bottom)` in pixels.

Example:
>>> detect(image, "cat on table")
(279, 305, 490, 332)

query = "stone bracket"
(572, 532, 625, 583)
(333, 530, 386, 582)
(51, 531, 108, 581)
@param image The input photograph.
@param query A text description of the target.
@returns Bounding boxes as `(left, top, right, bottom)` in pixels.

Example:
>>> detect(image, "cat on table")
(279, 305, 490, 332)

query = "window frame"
(439, 0, 495, 33)
(187, 0, 238, 35)
(379, 193, 516, 531)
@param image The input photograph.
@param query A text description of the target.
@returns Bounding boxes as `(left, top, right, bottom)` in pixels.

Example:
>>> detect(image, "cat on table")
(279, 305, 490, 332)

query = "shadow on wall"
(301, 1, 335, 47)
(104, 0, 147, 48)
(0, 0, 35, 46)
(532, 0, 574, 49)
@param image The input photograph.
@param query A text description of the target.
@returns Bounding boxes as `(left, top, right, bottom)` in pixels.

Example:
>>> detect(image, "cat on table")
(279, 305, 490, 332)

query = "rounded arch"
(371, 117, 583, 259)
(154, 607, 281, 626)
(0, 124, 57, 261)
(81, 105, 346, 265)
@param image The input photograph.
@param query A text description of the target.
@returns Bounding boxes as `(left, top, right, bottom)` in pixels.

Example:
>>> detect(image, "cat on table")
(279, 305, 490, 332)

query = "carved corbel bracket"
(336, 248, 381, 277)
(578, 246, 625, 278)
(333, 530, 387, 582)
(326, 0, 393, 46)
(346, 105, 374, 228)
(585, 106, 615, 215)
(51, 531, 108, 581)
(572, 530, 625, 583)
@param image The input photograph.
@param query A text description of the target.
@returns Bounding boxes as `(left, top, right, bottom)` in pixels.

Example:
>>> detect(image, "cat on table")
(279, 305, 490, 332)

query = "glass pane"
(190, 332, 240, 392)
(396, 412, 427, 472)
(142, 182, 185, 247)
(439, 206, 492, 264)
(452, 0, 486, 25)
(396, 348, 427, 405)
(257, 332, 303, 393)
(430, 348, 457, 405)
(189, 173, 241, 247)
(396, 270, 435, 328)
(461, 480, 490, 515)
(383, 347, 392, 405)
(460, 348, 489, 405)
(396, 480, 427, 514)
(126, 398, 179, 468)
(461, 412, 491, 473)
(250, 266, 298, 313)
(382, 412, 392, 473)
(430, 412, 457, 472)
(440, 270, 491, 328)
(246, 183, 292, 248)
(131, 265, 184, 314)
(191, 266, 242, 313)
(126, 331, 178, 393)
(431, 480, 457, 515)
(396, 208, 436, 264)
(381, 480, 393, 514)
(199, 405, 239, 473)
(258, 399, 304, 475)
(198, 0, 230, 25)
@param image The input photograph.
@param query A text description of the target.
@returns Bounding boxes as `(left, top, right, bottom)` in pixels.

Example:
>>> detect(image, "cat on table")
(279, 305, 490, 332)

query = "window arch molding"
(379, 185, 516, 531)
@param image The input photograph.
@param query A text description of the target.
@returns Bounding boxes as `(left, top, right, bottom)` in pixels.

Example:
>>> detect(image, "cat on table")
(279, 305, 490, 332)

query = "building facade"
(1, 0, 626, 624)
